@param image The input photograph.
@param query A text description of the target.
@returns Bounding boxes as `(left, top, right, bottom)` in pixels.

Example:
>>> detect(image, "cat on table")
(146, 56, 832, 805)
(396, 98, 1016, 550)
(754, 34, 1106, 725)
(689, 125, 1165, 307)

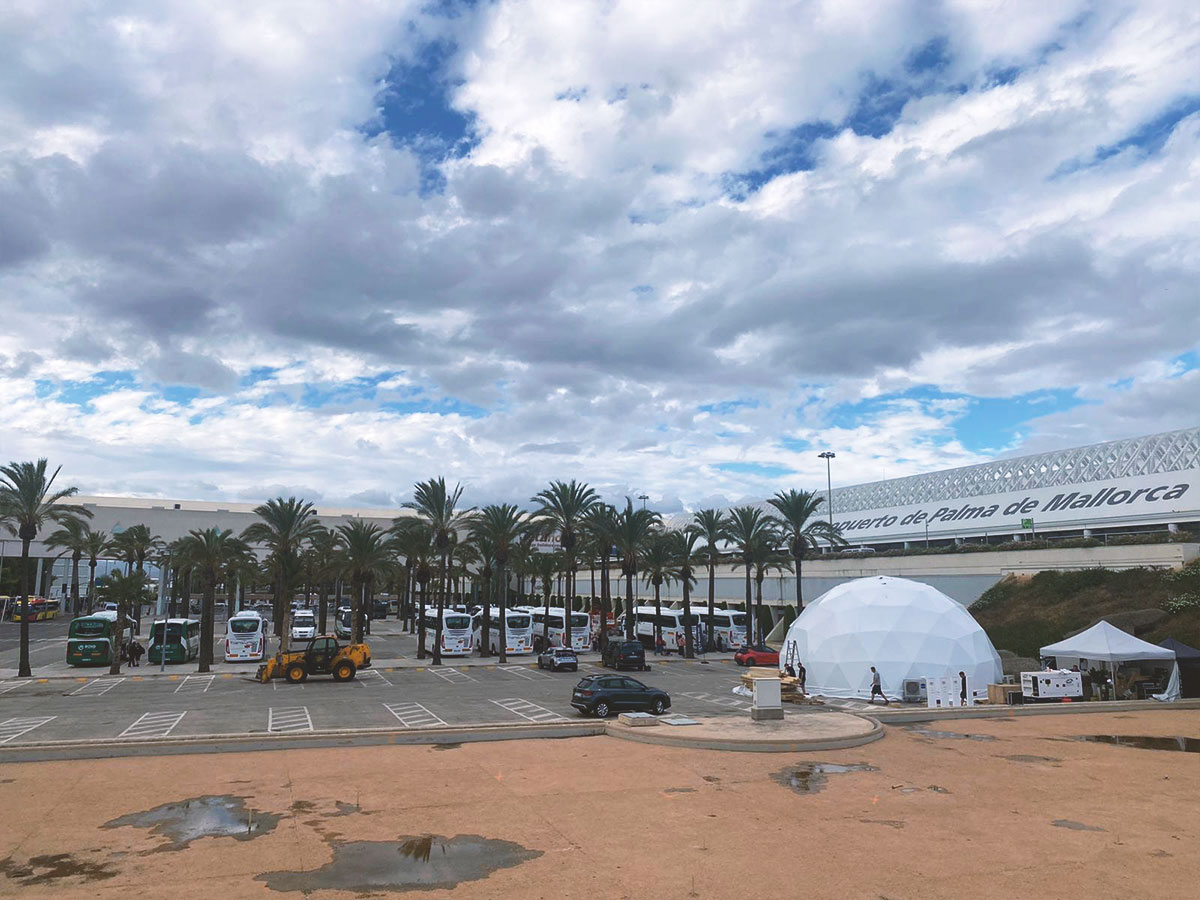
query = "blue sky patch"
(715, 461, 796, 478)
(381, 396, 487, 418)
(699, 398, 760, 415)
(34, 371, 138, 410)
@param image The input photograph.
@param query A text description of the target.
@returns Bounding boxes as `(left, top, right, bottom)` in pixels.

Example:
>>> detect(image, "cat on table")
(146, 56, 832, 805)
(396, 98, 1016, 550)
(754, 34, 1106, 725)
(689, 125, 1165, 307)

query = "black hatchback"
(571, 674, 670, 718)
(602, 640, 648, 671)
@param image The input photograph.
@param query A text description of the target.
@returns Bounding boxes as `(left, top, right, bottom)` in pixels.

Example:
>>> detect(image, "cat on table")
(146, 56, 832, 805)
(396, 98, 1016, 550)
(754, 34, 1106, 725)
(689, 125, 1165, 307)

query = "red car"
(735, 644, 780, 667)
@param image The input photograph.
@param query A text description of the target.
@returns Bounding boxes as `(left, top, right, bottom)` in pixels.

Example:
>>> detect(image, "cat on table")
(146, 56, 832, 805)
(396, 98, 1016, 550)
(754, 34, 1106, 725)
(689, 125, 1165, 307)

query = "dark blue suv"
(571, 674, 670, 718)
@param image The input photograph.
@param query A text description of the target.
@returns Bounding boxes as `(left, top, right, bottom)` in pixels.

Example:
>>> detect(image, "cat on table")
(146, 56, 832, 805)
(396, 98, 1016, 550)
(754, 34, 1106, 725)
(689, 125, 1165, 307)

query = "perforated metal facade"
(831, 427, 1200, 514)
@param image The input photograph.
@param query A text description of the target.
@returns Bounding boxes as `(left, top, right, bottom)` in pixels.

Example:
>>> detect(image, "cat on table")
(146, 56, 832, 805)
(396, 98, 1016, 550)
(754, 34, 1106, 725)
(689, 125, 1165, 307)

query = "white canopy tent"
(1040, 621, 1179, 702)
(780, 576, 1002, 701)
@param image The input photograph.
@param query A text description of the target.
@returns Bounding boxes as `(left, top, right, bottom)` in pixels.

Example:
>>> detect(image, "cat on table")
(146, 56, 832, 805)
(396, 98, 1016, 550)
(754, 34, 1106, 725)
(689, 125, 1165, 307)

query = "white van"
(290, 609, 317, 641)
(224, 610, 266, 662)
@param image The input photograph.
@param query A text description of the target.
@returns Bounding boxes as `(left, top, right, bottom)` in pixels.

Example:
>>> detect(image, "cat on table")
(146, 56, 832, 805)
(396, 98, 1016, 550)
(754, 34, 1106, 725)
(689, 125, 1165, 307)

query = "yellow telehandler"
(257, 635, 372, 684)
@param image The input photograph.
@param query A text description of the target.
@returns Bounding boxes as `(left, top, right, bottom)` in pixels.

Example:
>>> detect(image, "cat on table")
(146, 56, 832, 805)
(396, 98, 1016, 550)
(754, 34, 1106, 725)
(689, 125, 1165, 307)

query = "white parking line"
(0, 716, 56, 744)
(499, 664, 550, 680)
(268, 706, 313, 733)
(383, 702, 447, 728)
(69, 677, 125, 696)
(120, 711, 186, 739)
(174, 674, 215, 694)
(0, 680, 32, 695)
(356, 668, 393, 687)
(489, 697, 570, 723)
(680, 691, 749, 709)
(429, 666, 476, 684)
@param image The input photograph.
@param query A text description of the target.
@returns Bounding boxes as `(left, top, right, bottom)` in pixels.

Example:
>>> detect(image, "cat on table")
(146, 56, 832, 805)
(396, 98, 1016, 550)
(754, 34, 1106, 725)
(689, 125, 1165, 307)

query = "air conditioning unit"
(902, 679, 927, 703)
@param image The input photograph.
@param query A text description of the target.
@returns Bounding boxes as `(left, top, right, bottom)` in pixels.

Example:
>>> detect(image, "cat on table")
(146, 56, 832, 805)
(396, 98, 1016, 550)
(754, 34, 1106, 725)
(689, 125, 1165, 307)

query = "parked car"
(538, 647, 578, 672)
(290, 610, 317, 641)
(571, 674, 670, 718)
(370, 599, 389, 619)
(735, 643, 780, 667)
(602, 640, 649, 671)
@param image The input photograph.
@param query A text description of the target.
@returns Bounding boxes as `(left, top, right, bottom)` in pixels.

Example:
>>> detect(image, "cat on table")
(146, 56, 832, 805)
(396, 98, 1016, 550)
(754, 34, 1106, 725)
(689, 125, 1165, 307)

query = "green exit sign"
(1021, 518, 1034, 530)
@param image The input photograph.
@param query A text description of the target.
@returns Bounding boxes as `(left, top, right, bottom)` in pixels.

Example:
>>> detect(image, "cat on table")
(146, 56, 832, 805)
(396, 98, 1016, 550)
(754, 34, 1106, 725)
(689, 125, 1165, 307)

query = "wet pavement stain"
(701, 775, 721, 783)
(102, 795, 280, 849)
(0, 853, 117, 885)
(905, 727, 996, 742)
(256, 834, 543, 893)
(431, 743, 462, 751)
(1002, 754, 1062, 764)
(772, 762, 878, 794)
(664, 787, 697, 794)
(927, 785, 951, 794)
(1075, 735, 1198, 753)
(860, 819, 906, 829)
(1053, 819, 1106, 832)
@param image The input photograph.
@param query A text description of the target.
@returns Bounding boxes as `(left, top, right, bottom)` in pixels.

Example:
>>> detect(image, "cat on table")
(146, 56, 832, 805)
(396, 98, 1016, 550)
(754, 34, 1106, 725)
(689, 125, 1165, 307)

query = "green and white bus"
(66, 611, 134, 667)
(148, 618, 202, 664)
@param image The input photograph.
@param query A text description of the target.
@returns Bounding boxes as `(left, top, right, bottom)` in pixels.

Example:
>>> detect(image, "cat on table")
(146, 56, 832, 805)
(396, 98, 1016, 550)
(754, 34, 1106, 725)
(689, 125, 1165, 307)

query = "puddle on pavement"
(432, 743, 462, 751)
(1075, 735, 1199, 753)
(103, 795, 280, 849)
(664, 787, 696, 794)
(1052, 819, 1105, 832)
(928, 785, 951, 794)
(905, 727, 996, 742)
(0, 853, 117, 885)
(1002, 754, 1062, 764)
(256, 834, 543, 893)
(772, 762, 877, 794)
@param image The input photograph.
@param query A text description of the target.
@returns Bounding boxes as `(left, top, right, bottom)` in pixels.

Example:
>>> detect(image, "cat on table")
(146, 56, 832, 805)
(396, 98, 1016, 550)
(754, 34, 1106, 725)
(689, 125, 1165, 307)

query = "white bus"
(422, 607, 475, 657)
(225, 610, 266, 662)
(703, 607, 748, 650)
(634, 606, 701, 651)
(525, 606, 590, 652)
(474, 607, 533, 656)
(335, 606, 352, 640)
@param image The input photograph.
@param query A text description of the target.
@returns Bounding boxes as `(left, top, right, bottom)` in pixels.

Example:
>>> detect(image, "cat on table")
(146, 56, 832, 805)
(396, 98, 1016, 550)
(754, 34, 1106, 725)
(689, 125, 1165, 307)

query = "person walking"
(797, 659, 807, 695)
(867, 666, 886, 705)
(959, 670, 968, 706)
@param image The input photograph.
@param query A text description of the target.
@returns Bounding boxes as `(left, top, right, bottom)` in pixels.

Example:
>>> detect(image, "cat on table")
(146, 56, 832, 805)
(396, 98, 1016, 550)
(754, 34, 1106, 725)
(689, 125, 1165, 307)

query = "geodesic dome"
(781, 576, 1002, 700)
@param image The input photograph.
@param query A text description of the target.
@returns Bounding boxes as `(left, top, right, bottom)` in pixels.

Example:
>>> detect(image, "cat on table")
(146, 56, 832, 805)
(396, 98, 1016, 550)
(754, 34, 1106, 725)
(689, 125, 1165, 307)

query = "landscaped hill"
(972, 560, 1200, 658)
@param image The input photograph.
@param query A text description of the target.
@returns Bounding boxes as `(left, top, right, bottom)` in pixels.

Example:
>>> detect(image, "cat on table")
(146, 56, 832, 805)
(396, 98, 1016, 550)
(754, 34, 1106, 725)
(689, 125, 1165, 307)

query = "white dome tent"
(781, 576, 1002, 701)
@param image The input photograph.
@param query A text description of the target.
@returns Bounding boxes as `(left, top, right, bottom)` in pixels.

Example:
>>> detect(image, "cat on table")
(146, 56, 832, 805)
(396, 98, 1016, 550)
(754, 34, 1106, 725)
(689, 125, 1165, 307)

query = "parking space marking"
(174, 674, 215, 694)
(383, 702, 447, 728)
(429, 666, 476, 684)
(120, 711, 186, 739)
(0, 716, 56, 744)
(268, 706, 313, 733)
(69, 677, 125, 697)
(499, 664, 551, 680)
(679, 690, 750, 709)
(357, 668, 393, 687)
(579, 662, 604, 673)
(0, 680, 31, 695)
(489, 697, 570, 723)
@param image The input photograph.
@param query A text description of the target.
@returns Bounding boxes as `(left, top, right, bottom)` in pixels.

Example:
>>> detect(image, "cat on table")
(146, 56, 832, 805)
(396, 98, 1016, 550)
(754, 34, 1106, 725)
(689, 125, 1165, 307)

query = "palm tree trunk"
(17, 538, 32, 677)
(755, 575, 765, 645)
(564, 557, 574, 649)
(416, 581, 427, 659)
(598, 555, 610, 656)
(541, 577, 551, 649)
(199, 578, 215, 673)
(707, 560, 716, 652)
(273, 570, 285, 640)
(498, 564, 508, 664)
(743, 562, 753, 645)
(109, 594, 126, 676)
(683, 575, 694, 659)
(88, 560, 97, 616)
(433, 552, 447, 665)
(795, 550, 804, 612)
(625, 570, 635, 640)
(318, 581, 329, 635)
(71, 552, 81, 617)
(654, 580, 662, 651)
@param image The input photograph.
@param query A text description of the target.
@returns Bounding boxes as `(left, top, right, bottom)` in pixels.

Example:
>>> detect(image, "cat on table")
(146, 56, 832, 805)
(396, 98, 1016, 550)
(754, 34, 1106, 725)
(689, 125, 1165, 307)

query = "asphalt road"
(0, 653, 757, 747)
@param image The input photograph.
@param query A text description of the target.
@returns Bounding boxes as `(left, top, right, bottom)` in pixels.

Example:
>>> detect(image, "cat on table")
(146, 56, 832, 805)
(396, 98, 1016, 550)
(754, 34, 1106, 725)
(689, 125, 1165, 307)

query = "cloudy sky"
(1, 0, 1198, 512)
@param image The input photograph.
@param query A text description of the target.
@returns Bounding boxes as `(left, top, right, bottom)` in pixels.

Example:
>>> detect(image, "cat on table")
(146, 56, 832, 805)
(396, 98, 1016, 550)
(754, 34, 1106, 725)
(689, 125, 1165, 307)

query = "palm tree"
(734, 531, 792, 643)
(725, 506, 778, 645)
(81, 527, 109, 614)
(107, 524, 162, 626)
(44, 517, 88, 616)
(337, 521, 394, 644)
(241, 497, 322, 637)
(613, 499, 661, 640)
(766, 489, 844, 611)
(95, 569, 150, 675)
(471, 533, 497, 655)
(582, 503, 619, 653)
(641, 531, 676, 651)
(405, 479, 475, 666)
(175, 528, 248, 672)
(470, 504, 527, 663)
(0, 460, 92, 677)
(667, 529, 701, 658)
(392, 518, 433, 643)
(691, 509, 729, 651)
(305, 527, 345, 635)
(531, 480, 598, 650)
(533, 550, 561, 650)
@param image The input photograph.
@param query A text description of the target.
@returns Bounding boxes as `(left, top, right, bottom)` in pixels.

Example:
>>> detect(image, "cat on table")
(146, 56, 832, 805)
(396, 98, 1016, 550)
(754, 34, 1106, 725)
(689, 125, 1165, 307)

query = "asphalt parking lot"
(0, 652, 757, 747)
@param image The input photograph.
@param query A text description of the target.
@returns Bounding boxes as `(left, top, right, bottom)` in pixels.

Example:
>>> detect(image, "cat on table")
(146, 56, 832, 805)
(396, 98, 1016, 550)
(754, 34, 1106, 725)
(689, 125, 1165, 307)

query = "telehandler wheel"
(332, 659, 357, 682)
(285, 663, 308, 683)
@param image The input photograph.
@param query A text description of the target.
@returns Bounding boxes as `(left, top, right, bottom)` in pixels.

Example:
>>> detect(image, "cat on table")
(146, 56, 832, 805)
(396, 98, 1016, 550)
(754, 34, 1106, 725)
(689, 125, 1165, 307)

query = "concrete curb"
(603, 714, 885, 753)
(869, 696, 1200, 723)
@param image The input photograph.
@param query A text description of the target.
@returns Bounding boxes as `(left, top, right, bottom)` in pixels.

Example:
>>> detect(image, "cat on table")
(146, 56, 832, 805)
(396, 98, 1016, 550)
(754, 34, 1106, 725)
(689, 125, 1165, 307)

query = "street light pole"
(637, 493, 649, 510)
(818, 451, 836, 550)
